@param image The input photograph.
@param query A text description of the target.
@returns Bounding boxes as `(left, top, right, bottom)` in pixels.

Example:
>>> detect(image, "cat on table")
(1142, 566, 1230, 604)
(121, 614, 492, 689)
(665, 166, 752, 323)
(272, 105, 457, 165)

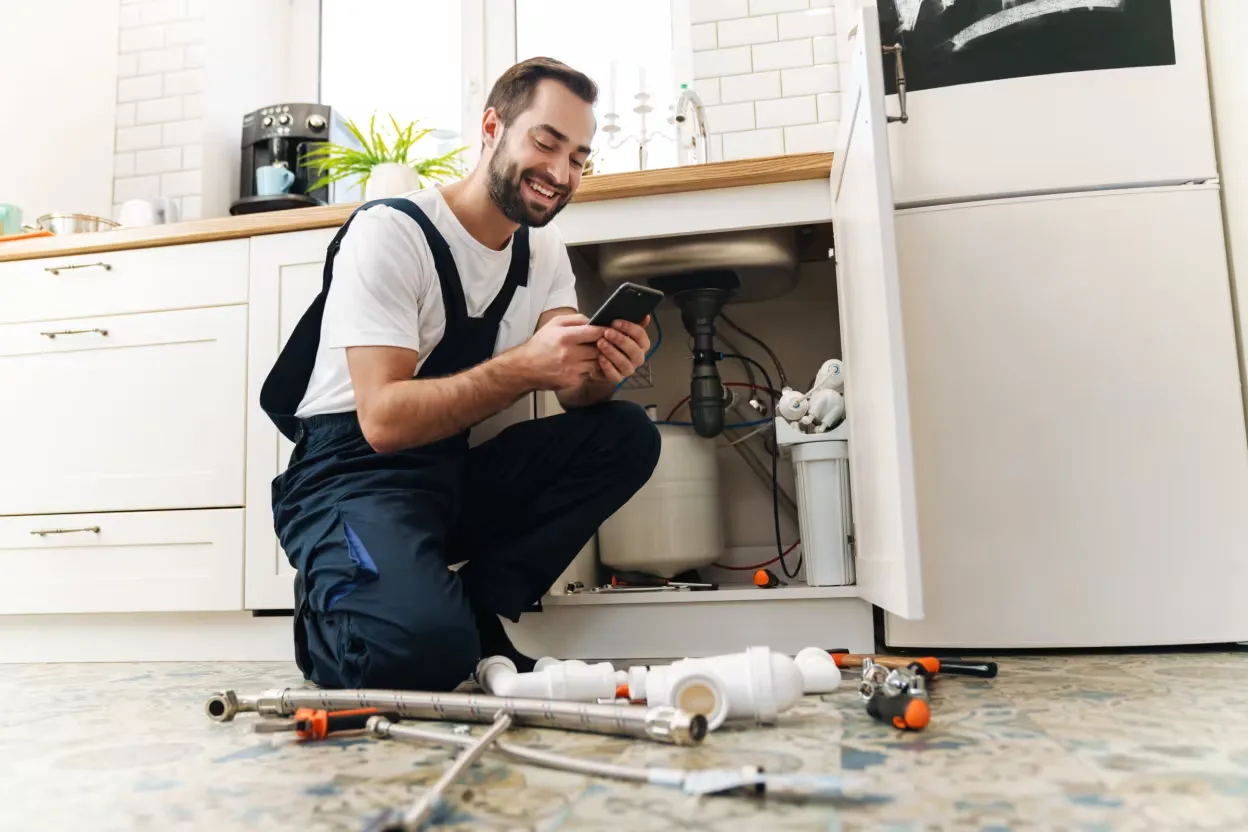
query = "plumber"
(260, 57, 660, 692)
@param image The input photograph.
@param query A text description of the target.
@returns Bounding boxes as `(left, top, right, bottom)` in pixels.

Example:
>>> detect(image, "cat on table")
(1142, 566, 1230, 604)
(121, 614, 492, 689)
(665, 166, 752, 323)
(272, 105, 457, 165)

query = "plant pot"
(365, 162, 424, 200)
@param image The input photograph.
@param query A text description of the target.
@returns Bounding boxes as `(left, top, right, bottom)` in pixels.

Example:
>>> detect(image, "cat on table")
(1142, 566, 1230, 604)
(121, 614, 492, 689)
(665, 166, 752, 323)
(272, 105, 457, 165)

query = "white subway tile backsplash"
(719, 70, 781, 104)
(136, 96, 183, 125)
(139, 0, 188, 25)
(810, 0, 833, 5)
(164, 69, 204, 96)
(693, 78, 721, 106)
(723, 128, 785, 159)
(118, 54, 139, 78)
(694, 46, 753, 79)
(813, 35, 837, 64)
(752, 39, 813, 71)
(704, 102, 756, 133)
(166, 20, 203, 45)
(117, 74, 163, 102)
(119, 5, 142, 28)
(119, 25, 164, 53)
(161, 169, 201, 197)
(114, 175, 162, 202)
(749, 0, 809, 13)
(781, 64, 838, 96)
(180, 195, 201, 220)
(778, 8, 836, 38)
(136, 146, 183, 175)
(716, 15, 777, 47)
(756, 95, 817, 128)
(784, 121, 837, 153)
(708, 134, 725, 163)
(114, 153, 136, 179)
(183, 44, 205, 69)
(116, 103, 136, 128)
(182, 143, 202, 169)
(691, 23, 717, 51)
(137, 46, 184, 75)
(162, 118, 202, 147)
(691, 0, 749, 23)
(817, 92, 841, 122)
(181, 94, 203, 118)
(116, 124, 163, 152)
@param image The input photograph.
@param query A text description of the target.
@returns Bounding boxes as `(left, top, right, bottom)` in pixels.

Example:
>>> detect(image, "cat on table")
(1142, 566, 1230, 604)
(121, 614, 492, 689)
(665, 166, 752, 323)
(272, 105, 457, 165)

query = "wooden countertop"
(0, 153, 832, 263)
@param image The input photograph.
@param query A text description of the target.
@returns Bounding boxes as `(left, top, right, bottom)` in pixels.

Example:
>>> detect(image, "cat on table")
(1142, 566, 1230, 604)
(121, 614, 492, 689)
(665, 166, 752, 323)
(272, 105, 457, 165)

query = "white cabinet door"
(831, 5, 924, 619)
(886, 184, 1248, 648)
(870, 1, 1216, 205)
(0, 509, 243, 615)
(0, 306, 246, 516)
(245, 228, 336, 610)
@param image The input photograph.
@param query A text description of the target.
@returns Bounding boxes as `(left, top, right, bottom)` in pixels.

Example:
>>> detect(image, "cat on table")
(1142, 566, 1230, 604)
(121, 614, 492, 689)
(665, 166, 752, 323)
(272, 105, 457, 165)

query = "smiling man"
(260, 57, 660, 692)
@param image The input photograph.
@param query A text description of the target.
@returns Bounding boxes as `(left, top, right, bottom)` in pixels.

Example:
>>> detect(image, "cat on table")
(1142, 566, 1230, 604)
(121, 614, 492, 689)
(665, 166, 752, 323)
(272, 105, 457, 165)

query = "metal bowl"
(35, 213, 122, 235)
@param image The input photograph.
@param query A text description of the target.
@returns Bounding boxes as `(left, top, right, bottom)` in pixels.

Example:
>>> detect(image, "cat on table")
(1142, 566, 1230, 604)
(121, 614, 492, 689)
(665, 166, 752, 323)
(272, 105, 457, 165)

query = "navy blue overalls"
(260, 198, 661, 692)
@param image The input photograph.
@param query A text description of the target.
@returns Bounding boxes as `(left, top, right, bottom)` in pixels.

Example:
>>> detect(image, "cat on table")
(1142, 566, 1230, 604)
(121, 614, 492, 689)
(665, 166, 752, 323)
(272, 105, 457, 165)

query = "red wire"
(664, 382, 779, 421)
(712, 540, 800, 571)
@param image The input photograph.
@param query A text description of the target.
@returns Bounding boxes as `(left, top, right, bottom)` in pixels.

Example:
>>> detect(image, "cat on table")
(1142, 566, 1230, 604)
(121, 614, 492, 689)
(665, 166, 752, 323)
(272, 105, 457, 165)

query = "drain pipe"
(475, 656, 624, 702)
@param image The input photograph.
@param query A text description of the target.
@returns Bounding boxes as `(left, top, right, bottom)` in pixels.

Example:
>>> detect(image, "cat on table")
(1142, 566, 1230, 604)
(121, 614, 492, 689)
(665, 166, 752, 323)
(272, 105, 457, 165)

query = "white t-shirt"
(295, 187, 579, 418)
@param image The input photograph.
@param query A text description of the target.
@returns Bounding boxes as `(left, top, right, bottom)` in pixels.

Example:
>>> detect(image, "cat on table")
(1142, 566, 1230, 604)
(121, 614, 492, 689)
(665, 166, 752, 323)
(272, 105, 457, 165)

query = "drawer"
(0, 239, 248, 324)
(0, 509, 243, 614)
(0, 305, 246, 516)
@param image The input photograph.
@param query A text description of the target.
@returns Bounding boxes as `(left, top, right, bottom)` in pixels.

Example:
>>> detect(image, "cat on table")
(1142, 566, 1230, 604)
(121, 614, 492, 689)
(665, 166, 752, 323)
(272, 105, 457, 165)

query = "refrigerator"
(832, 0, 1248, 649)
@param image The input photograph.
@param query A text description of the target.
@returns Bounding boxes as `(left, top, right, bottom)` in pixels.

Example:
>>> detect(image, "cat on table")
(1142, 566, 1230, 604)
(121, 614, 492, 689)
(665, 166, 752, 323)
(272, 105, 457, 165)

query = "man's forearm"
(363, 350, 534, 452)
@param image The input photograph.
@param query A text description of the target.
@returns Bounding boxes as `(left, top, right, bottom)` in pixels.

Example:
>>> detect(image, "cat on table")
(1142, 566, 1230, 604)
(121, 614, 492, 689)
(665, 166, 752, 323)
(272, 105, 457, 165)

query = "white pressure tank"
(598, 422, 723, 578)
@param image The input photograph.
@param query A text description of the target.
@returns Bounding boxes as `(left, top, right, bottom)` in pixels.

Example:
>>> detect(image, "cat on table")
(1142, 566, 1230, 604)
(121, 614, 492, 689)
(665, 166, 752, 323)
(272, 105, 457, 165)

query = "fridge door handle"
(882, 44, 909, 124)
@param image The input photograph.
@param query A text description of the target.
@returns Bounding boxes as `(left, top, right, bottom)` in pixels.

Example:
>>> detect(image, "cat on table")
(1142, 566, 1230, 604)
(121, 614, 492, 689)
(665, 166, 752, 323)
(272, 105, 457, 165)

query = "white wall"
(1204, 0, 1248, 421)
(0, 0, 120, 223)
(688, 0, 840, 161)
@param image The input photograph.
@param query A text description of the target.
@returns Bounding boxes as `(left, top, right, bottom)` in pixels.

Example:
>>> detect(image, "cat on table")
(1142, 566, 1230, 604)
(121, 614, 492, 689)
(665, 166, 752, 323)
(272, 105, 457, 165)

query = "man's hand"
(516, 313, 608, 391)
(592, 315, 652, 385)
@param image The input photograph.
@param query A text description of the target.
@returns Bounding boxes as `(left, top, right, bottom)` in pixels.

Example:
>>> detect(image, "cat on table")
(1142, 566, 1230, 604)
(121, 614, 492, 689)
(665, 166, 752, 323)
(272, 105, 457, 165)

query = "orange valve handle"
(753, 568, 780, 588)
(865, 692, 930, 731)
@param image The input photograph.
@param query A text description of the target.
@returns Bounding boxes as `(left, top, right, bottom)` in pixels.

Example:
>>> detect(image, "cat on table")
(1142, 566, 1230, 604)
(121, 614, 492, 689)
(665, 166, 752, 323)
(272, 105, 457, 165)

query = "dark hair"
(485, 57, 598, 125)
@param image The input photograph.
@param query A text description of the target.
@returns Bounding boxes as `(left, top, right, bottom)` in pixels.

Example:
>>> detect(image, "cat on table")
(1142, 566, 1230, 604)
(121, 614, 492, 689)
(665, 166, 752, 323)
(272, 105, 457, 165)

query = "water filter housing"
(775, 418, 855, 586)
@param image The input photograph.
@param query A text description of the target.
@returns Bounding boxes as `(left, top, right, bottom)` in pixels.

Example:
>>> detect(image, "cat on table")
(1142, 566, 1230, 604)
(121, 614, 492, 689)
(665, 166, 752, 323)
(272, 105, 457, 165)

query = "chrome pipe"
(368, 711, 513, 832)
(205, 688, 707, 746)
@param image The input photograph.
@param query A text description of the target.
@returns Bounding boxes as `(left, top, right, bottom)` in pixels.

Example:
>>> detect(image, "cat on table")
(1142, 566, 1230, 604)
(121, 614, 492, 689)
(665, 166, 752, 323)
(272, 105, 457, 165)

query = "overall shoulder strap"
(483, 226, 531, 323)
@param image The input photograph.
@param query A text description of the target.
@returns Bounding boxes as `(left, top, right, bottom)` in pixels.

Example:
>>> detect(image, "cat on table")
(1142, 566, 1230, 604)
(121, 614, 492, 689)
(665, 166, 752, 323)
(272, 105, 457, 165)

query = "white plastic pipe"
(476, 656, 621, 702)
(794, 647, 842, 693)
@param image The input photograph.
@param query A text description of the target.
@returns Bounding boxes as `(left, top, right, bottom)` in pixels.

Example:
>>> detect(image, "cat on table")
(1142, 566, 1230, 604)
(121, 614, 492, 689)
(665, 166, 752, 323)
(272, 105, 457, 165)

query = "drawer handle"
(39, 328, 109, 339)
(30, 526, 101, 536)
(44, 261, 112, 275)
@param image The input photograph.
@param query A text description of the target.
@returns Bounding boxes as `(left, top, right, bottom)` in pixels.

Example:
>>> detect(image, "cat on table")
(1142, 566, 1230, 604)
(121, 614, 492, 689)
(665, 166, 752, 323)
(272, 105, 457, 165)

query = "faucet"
(674, 85, 710, 165)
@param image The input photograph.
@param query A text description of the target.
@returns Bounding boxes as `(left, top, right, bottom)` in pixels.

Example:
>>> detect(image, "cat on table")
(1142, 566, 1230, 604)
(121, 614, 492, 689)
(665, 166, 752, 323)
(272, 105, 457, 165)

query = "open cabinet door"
(831, 4, 924, 619)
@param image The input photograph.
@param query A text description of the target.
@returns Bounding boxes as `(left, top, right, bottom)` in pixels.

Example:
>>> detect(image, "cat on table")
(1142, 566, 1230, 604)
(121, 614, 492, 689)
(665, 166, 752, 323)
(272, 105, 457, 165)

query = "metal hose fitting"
(204, 688, 707, 745)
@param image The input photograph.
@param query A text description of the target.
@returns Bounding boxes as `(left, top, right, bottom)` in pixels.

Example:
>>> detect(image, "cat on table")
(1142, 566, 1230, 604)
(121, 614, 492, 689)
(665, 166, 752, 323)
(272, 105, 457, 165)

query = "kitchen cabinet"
(244, 228, 336, 610)
(886, 183, 1248, 648)
(834, 0, 1218, 206)
(0, 509, 243, 615)
(0, 305, 247, 516)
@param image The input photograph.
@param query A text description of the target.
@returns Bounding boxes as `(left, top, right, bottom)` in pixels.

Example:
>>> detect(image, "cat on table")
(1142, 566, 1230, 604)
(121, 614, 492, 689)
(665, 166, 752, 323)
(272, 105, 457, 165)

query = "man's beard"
(486, 148, 570, 228)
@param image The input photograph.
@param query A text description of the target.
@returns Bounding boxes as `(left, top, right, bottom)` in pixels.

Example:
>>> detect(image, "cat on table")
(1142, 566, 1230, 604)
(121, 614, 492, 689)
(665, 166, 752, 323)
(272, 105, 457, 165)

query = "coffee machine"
(230, 102, 362, 215)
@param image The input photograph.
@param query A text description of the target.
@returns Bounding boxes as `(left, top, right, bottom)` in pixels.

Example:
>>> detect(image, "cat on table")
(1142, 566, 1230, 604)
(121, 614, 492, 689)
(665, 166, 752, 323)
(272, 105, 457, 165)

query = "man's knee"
(316, 605, 481, 692)
(590, 400, 661, 479)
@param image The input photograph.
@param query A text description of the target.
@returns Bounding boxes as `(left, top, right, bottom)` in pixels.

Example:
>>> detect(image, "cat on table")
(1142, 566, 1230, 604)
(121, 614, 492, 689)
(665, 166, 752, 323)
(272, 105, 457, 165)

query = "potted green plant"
(301, 113, 468, 200)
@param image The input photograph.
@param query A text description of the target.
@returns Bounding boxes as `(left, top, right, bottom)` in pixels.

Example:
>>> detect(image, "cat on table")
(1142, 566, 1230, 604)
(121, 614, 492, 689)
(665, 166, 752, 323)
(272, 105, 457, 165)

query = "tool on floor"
(366, 710, 513, 832)
(204, 688, 706, 745)
(858, 658, 930, 731)
(365, 713, 868, 802)
(252, 706, 399, 741)
(829, 652, 998, 679)
(610, 570, 717, 590)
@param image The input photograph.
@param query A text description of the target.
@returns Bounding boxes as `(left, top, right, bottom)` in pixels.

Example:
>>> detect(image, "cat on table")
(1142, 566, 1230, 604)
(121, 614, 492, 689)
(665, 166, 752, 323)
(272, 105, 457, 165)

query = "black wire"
(719, 313, 789, 389)
(720, 352, 800, 579)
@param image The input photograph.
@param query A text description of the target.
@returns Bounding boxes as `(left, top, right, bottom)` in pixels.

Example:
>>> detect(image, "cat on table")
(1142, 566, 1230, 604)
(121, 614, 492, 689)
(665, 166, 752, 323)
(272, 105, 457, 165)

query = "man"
(260, 57, 660, 693)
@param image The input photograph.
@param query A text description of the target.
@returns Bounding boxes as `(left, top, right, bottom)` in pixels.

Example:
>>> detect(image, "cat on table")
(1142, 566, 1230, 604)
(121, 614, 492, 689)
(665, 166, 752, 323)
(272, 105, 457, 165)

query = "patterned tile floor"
(2, 649, 1247, 831)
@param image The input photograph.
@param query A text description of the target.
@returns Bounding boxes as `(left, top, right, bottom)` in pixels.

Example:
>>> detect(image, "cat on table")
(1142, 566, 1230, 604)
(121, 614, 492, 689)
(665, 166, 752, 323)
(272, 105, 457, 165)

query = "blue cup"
(0, 203, 23, 235)
(256, 165, 296, 196)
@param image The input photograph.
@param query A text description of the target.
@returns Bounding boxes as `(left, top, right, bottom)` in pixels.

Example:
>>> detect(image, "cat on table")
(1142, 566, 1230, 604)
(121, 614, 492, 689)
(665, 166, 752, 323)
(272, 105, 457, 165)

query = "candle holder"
(600, 91, 674, 171)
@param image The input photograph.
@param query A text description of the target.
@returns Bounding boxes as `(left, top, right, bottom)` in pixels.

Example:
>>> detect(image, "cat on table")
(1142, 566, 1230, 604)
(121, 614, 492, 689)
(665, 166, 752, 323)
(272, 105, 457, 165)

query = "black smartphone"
(588, 282, 664, 327)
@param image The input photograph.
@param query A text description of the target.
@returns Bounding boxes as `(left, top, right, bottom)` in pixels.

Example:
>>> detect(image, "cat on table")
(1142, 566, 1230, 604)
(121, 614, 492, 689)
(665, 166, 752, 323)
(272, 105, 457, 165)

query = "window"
(319, 1, 466, 159)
